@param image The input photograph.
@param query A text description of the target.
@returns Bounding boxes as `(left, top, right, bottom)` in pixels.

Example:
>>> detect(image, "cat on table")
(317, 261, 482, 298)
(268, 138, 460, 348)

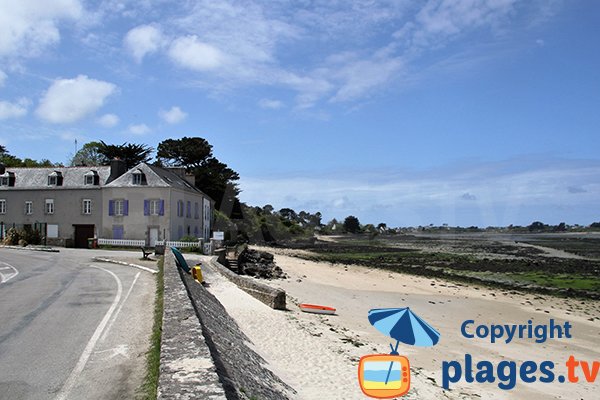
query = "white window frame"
(48, 175, 57, 186)
(0, 177, 8, 186)
(149, 199, 160, 216)
(45, 199, 54, 214)
(0, 199, 6, 214)
(25, 201, 33, 215)
(114, 199, 124, 216)
(82, 199, 92, 215)
(132, 173, 142, 185)
(84, 175, 94, 185)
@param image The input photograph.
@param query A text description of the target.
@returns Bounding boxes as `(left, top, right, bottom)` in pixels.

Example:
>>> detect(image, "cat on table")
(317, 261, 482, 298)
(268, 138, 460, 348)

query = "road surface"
(0, 248, 155, 400)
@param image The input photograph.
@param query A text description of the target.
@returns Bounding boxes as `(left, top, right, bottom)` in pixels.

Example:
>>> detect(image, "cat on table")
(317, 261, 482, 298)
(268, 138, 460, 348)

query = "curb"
(92, 257, 158, 274)
(0, 245, 59, 253)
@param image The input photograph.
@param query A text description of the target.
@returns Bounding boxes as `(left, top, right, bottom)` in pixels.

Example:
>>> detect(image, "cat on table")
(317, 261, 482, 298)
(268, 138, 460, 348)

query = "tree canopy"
(0, 145, 59, 167)
(343, 215, 361, 233)
(70, 141, 108, 166)
(156, 137, 212, 169)
(156, 137, 240, 209)
(97, 141, 153, 169)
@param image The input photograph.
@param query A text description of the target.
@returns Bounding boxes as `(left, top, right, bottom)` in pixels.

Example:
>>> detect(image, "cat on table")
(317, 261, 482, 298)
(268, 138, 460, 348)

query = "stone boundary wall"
(206, 257, 287, 310)
(158, 251, 226, 399)
(159, 250, 293, 400)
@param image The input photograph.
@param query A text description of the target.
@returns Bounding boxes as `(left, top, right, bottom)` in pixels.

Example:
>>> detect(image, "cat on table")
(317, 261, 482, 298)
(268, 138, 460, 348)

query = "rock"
(238, 249, 287, 279)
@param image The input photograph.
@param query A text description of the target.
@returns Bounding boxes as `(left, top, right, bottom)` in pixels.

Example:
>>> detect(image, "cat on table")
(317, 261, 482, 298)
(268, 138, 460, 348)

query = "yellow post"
(192, 264, 203, 283)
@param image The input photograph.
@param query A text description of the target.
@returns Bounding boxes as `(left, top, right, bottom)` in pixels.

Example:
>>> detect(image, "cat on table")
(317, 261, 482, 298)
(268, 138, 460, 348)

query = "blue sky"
(0, 0, 598, 227)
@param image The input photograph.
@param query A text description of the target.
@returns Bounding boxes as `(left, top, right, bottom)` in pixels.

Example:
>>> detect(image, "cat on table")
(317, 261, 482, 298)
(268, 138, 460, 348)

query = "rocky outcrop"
(237, 249, 287, 279)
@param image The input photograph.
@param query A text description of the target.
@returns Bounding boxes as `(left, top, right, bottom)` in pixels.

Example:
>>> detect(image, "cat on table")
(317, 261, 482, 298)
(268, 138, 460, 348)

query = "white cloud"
(168, 35, 224, 71)
(36, 75, 117, 124)
(158, 106, 187, 124)
(128, 123, 150, 135)
(0, 69, 6, 87)
(330, 56, 404, 102)
(124, 24, 164, 62)
(258, 98, 284, 109)
(101, 1, 558, 109)
(97, 113, 119, 127)
(0, 0, 82, 58)
(0, 98, 29, 120)
(162, 1, 527, 108)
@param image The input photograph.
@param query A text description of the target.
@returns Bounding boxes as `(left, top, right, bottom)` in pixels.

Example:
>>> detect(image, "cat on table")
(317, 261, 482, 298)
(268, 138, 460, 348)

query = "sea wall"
(159, 250, 293, 400)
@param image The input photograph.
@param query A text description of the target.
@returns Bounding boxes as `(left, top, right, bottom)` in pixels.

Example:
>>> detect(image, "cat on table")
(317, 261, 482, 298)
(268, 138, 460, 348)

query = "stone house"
(0, 160, 213, 247)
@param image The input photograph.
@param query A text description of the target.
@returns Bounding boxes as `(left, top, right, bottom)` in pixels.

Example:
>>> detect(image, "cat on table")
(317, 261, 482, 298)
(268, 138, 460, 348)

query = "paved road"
(0, 248, 155, 400)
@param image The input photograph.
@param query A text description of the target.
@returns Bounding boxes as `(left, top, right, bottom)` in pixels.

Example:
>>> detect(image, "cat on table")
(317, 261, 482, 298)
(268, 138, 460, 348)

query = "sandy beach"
(199, 247, 600, 399)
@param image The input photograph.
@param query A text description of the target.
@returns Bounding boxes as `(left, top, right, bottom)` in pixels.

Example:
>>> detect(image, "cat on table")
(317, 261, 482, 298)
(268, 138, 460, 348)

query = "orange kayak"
(299, 303, 336, 315)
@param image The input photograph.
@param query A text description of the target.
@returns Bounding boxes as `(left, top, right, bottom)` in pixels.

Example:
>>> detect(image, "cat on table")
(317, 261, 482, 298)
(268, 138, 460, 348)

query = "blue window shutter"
(108, 200, 115, 216)
(123, 200, 129, 216)
(144, 200, 150, 216)
(159, 200, 165, 216)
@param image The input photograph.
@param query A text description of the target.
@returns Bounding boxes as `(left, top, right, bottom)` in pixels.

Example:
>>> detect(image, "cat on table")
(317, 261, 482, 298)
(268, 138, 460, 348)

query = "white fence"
(97, 238, 204, 250)
(156, 240, 203, 248)
(97, 238, 145, 247)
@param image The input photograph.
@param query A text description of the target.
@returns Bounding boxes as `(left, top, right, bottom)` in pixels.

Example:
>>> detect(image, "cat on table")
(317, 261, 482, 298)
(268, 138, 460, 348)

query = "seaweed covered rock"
(238, 249, 287, 279)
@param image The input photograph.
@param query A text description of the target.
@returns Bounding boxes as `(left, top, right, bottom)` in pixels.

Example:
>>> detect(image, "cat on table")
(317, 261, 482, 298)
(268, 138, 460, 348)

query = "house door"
(149, 227, 159, 246)
(73, 225, 95, 248)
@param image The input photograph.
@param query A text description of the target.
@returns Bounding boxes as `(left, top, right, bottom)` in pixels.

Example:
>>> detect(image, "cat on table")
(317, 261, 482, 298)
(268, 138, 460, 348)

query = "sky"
(0, 0, 598, 227)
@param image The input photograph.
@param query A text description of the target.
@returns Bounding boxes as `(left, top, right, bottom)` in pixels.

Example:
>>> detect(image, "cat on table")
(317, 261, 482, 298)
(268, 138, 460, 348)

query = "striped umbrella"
(368, 307, 440, 347)
(368, 307, 440, 385)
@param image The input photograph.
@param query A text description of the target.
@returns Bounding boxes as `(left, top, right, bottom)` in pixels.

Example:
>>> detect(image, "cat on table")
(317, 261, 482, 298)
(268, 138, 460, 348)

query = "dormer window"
(48, 171, 63, 186)
(132, 169, 146, 185)
(84, 170, 99, 186)
(0, 172, 16, 187)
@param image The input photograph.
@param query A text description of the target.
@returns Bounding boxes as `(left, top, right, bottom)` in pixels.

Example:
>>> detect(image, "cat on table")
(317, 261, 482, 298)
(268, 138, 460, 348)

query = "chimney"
(107, 158, 127, 183)
(184, 172, 196, 187)
(168, 167, 186, 177)
(0, 163, 5, 175)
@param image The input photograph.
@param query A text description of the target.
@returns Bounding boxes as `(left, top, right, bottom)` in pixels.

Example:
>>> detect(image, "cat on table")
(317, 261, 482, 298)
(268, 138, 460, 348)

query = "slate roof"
(0, 166, 111, 190)
(0, 163, 211, 200)
(104, 163, 207, 196)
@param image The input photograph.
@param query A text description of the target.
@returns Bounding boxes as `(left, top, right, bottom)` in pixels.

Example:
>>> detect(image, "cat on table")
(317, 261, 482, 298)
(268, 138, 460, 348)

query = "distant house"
(0, 160, 213, 247)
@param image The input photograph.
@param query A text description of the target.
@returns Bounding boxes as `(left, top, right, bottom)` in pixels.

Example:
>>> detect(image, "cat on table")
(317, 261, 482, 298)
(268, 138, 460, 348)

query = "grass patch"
(136, 257, 164, 399)
(306, 250, 475, 266)
(506, 272, 600, 291)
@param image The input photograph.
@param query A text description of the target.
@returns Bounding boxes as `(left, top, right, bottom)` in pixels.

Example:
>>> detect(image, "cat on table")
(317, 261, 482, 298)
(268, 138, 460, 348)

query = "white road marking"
(100, 271, 141, 342)
(55, 265, 123, 400)
(94, 344, 130, 360)
(0, 261, 19, 284)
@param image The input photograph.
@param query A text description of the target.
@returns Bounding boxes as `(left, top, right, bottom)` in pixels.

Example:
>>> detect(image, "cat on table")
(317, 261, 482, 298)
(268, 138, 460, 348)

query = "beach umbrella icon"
(368, 307, 440, 385)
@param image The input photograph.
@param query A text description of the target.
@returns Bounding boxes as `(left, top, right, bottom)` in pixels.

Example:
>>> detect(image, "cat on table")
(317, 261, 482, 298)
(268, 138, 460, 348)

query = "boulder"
(238, 249, 287, 279)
